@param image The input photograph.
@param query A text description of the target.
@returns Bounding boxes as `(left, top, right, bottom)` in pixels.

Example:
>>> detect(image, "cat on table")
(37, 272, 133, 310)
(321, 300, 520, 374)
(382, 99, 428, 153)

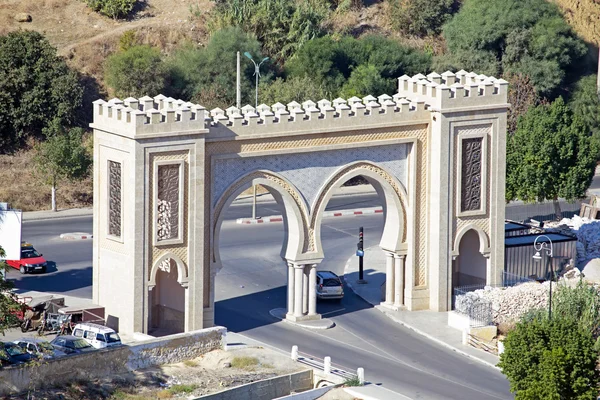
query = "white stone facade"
(91, 71, 508, 335)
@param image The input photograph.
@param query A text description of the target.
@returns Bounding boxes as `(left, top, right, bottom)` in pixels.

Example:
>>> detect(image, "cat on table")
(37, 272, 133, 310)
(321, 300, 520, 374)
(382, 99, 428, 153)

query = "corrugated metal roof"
(505, 233, 576, 247)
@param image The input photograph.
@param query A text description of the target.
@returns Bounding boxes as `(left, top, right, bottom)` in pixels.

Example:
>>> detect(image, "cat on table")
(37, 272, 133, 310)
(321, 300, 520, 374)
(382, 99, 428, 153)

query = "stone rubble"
(455, 268, 584, 325)
(545, 215, 600, 265)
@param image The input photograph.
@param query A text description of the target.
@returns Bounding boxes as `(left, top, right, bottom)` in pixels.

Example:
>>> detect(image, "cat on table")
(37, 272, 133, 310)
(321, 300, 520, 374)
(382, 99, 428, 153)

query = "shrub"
(439, 0, 586, 97)
(0, 30, 83, 152)
(499, 314, 599, 399)
(167, 28, 266, 108)
(84, 0, 136, 19)
(259, 76, 329, 105)
(340, 64, 391, 98)
(568, 75, 600, 153)
(105, 45, 168, 98)
(387, 0, 458, 37)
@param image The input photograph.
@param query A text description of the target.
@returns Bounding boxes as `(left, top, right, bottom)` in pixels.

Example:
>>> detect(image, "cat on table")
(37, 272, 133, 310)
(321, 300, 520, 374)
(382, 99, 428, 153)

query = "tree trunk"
(553, 198, 562, 221)
(51, 176, 57, 212)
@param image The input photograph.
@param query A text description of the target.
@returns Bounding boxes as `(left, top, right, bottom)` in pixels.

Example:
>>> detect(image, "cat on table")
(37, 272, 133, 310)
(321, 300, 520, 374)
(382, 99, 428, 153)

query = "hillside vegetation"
(0, 0, 598, 211)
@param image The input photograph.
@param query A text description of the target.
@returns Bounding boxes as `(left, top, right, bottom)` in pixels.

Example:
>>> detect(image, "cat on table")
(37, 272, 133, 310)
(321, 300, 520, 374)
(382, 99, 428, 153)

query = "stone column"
(394, 255, 405, 308)
(183, 284, 190, 332)
(302, 265, 309, 315)
(294, 264, 304, 318)
(287, 263, 295, 317)
(385, 252, 395, 305)
(308, 264, 317, 316)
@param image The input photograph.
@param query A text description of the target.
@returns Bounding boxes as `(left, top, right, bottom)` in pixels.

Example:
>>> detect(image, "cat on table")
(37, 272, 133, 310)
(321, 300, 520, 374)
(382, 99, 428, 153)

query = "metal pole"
(252, 184, 257, 219)
(254, 64, 259, 108)
(236, 51, 241, 109)
(358, 226, 364, 281)
(548, 254, 552, 320)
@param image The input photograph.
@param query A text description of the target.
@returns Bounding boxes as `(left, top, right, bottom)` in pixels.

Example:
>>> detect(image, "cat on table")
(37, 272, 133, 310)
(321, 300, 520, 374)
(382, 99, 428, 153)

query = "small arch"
(452, 224, 490, 257)
(149, 252, 189, 288)
(311, 161, 409, 257)
(211, 170, 309, 274)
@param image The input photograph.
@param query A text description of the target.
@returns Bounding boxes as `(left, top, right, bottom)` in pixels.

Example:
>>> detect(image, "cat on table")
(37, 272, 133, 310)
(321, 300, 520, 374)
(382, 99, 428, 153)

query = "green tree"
(33, 127, 92, 211)
(84, 0, 137, 19)
(506, 73, 539, 135)
(506, 97, 598, 219)
(439, 0, 586, 97)
(0, 31, 83, 152)
(499, 314, 599, 400)
(259, 76, 328, 105)
(167, 28, 265, 109)
(387, 0, 458, 37)
(0, 245, 21, 335)
(569, 75, 600, 154)
(208, 0, 329, 62)
(340, 64, 390, 98)
(105, 45, 168, 99)
(287, 35, 431, 97)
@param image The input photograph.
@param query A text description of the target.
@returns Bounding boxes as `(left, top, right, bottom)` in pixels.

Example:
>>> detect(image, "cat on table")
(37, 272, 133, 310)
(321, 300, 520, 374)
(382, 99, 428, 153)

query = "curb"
(237, 207, 383, 224)
(59, 232, 93, 240)
(269, 308, 335, 330)
(342, 252, 500, 372)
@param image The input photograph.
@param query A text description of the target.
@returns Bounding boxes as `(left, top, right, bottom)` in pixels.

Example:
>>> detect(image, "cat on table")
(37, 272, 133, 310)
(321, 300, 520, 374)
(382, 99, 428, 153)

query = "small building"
(504, 233, 576, 280)
(505, 221, 531, 237)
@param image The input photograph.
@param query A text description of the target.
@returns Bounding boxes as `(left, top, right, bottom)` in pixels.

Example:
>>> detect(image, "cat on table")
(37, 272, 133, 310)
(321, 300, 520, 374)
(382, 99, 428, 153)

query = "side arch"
(211, 170, 310, 274)
(149, 252, 189, 288)
(310, 161, 410, 257)
(452, 224, 490, 257)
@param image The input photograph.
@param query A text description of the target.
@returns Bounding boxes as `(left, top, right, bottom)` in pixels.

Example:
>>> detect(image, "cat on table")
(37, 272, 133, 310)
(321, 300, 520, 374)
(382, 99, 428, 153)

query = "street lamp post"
(243, 52, 269, 108)
(533, 235, 554, 320)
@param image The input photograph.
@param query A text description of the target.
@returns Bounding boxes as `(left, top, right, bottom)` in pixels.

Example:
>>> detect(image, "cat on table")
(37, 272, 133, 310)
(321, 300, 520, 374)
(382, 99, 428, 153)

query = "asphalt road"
(10, 190, 513, 399)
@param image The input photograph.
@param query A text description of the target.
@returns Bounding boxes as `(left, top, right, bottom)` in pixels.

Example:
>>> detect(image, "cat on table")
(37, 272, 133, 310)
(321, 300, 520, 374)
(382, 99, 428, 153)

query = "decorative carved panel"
(157, 164, 180, 241)
(108, 161, 122, 237)
(461, 138, 483, 212)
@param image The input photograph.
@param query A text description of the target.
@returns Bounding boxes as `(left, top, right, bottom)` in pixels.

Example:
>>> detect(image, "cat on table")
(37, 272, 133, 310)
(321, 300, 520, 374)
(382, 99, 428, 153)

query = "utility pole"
(357, 227, 366, 284)
(236, 51, 241, 109)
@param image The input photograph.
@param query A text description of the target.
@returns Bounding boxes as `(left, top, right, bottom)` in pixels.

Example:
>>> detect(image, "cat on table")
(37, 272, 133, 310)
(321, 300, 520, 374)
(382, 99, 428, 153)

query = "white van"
(72, 323, 122, 349)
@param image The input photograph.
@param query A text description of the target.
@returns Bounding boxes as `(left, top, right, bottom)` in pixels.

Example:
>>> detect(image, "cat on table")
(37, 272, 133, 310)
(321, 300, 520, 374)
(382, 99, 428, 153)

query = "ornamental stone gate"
(91, 70, 508, 335)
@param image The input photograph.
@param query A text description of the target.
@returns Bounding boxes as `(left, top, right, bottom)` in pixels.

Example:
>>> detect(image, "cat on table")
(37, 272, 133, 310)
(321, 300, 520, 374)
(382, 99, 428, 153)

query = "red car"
(6, 243, 48, 274)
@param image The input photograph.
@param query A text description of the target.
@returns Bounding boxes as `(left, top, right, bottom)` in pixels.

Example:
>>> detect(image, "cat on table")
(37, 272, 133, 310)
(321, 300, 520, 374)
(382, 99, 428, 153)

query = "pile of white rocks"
(545, 215, 600, 265)
(455, 268, 584, 325)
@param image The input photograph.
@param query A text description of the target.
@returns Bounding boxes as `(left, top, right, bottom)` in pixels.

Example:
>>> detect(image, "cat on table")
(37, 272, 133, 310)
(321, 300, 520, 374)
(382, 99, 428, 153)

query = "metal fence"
(505, 199, 585, 223)
(453, 272, 534, 327)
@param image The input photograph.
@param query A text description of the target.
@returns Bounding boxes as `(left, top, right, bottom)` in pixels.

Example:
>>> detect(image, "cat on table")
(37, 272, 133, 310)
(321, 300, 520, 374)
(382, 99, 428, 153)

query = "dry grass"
(0, 147, 92, 212)
(230, 356, 260, 370)
(552, 0, 600, 45)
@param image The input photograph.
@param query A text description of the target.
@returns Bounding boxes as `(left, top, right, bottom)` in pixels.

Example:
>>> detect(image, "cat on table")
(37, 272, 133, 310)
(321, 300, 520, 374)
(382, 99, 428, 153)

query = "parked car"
(49, 335, 95, 355)
(13, 338, 66, 359)
(72, 323, 122, 349)
(316, 271, 344, 301)
(0, 341, 34, 365)
(6, 242, 48, 274)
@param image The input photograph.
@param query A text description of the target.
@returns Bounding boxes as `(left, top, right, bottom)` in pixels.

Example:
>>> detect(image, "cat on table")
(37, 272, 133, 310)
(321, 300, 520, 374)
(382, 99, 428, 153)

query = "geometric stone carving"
(461, 138, 482, 212)
(157, 164, 180, 241)
(108, 160, 122, 237)
(158, 258, 171, 273)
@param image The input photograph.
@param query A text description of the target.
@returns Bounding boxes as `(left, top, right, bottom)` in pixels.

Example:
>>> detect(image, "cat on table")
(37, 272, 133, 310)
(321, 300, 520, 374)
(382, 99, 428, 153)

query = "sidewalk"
(22, 207, 93, 222)
(343, 247, 500, 370)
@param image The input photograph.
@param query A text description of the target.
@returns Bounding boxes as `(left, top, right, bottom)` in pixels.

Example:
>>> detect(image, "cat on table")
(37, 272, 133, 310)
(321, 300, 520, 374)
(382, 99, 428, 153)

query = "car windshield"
(106, 333, 121, 343)
(38, 342, 54, 352)
(70, 339, 91, 349)
(323, 278, 341, 287)
(5, 343, 26, 356)
(21, 249, 40, 258)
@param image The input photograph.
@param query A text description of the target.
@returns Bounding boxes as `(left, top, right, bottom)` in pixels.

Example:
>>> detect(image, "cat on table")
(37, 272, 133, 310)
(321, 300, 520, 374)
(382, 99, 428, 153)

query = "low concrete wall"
(274, 384, 336, 400)
(194, 370, 313, 400)
(0, 327, 226, 396)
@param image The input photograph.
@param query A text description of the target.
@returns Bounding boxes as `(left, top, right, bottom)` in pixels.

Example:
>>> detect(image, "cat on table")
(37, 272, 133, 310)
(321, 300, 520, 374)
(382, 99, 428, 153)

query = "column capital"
(293, 264, 305, 270)
(394, 254, 406, 260)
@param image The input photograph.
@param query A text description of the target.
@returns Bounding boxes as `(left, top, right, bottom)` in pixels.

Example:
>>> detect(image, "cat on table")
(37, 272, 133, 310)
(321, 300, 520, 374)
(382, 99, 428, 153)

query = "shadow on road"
(215, 283, 373, 333)
(8, 265, 92, 294)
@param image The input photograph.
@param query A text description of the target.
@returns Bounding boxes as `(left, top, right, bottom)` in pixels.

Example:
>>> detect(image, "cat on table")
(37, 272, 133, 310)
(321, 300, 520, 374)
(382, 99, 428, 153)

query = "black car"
(50, 335, 95, 355)
(0, 342, 34, 365)
(14, 338, 67, 359)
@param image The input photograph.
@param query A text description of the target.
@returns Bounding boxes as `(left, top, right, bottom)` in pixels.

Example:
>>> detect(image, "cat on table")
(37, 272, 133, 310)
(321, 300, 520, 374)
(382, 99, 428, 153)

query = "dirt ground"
(3, 346, 307, 399)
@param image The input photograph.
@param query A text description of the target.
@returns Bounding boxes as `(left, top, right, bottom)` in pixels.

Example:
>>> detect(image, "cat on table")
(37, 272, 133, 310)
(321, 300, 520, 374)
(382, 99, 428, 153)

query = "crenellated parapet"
(397, 70, 509, 111)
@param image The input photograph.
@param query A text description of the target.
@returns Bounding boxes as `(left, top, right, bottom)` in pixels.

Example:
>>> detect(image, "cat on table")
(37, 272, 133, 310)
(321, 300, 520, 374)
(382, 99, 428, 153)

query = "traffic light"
(357, 227, 364, 251)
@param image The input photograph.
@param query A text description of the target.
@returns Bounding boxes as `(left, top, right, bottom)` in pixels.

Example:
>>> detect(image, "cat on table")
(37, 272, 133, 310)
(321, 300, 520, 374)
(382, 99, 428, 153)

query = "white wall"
(0, 209, 22, 261)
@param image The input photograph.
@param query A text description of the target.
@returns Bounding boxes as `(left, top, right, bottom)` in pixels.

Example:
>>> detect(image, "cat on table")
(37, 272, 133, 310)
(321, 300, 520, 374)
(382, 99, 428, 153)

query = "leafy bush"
(387, 0, 458, 36)
(0, 31, 83, 152)
(286, 35, 431, 97)
(340, 64, 391, 98)
(499, 314, 599, 399)
(167, 27, 266, 109)
(506, 97, 598, 217)
(569, 75, 600, 152)
(552, 281, 600, 340)
(208, 0, 330, 61)
(439, 0, 586, 97)
(105, 45, 168, 98)
(259, 76, 328, 105)
(84, 0, 136, 19)
(506, 73, 540, 135)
